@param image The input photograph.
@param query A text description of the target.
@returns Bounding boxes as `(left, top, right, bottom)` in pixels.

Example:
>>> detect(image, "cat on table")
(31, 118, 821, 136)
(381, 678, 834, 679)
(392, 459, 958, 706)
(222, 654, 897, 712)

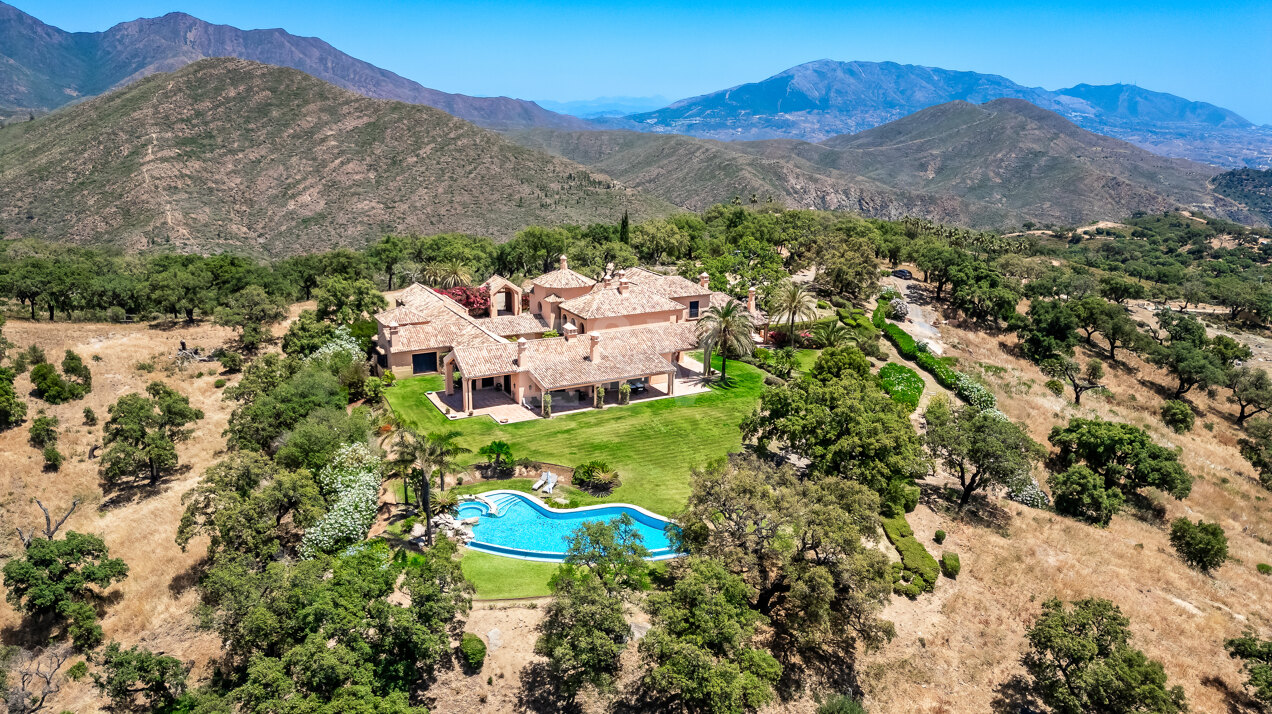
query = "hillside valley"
(515, 98, 1255, 229)
(0, 58, 671, 255)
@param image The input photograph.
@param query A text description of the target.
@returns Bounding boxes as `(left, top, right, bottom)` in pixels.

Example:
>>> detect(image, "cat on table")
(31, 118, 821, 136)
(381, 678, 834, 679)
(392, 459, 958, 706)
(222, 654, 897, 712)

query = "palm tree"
(770, 281, 818, 345)
(438, 260, 471, 288)
(424, 430, 471, 492)
(696, 301, 755, 383)
(811, 321, 851, 349)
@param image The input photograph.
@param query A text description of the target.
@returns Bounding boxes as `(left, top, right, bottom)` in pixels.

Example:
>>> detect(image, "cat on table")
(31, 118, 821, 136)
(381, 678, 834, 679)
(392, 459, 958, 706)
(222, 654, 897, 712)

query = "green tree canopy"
(923, 396, 1043, 508)
(101, 381, 204, 488)
(1023, 598, 1187, 714)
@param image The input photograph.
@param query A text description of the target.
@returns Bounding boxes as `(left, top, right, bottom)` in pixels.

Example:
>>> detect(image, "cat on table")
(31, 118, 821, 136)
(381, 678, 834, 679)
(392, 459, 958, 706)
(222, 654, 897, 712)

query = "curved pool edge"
(460, 490, 684, 562)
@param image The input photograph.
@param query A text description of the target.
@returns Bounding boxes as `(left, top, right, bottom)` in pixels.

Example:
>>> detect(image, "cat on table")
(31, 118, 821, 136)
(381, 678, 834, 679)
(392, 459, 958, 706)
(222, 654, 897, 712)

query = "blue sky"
(22, 0, 1272, 124)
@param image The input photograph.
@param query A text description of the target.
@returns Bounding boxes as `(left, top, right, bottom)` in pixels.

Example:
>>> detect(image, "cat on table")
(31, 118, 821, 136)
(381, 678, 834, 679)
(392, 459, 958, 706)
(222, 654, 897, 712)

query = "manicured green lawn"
(383, 354, 764, 516)
(460, 550, 558, 599)
(793, 348, 822, 374)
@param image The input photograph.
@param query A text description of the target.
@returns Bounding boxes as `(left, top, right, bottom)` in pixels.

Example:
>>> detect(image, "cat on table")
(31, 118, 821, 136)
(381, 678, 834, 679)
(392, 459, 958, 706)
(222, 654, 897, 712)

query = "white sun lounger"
(543, 472, 558, 495)
(532, 472, 548, 491)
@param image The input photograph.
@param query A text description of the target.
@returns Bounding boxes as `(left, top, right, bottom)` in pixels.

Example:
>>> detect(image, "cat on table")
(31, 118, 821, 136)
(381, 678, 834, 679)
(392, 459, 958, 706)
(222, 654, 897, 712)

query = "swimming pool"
(457, 490, 679, 561)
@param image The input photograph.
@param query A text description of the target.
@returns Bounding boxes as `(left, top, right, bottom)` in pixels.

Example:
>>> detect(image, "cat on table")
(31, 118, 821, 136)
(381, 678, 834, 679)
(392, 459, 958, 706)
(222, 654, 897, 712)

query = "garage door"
(412, 352, 437, 374)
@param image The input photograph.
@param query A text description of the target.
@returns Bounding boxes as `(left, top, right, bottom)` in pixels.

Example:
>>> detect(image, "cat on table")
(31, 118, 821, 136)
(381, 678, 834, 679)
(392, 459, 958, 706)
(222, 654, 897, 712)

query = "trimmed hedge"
(876, 308, 996, 411)
(940, 552, 961, 579)
(879, 362, 924, 411)
(883, 514, 939, 596)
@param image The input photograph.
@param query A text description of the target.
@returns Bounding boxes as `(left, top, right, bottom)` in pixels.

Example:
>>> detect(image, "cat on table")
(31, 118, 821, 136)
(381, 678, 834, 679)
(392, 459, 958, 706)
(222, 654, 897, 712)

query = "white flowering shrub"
(886, 298, 909, 320)
(300, 442, 382, 558)
(954, 374, 997, 412)
(1007, 478, 1051, 509)
(308, 325, 363, 365)
(879, 286, 902, 302)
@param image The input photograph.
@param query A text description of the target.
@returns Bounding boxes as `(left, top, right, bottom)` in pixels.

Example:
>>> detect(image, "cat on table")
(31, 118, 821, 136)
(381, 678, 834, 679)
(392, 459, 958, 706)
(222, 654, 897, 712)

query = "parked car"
(892, 268, 913, 280)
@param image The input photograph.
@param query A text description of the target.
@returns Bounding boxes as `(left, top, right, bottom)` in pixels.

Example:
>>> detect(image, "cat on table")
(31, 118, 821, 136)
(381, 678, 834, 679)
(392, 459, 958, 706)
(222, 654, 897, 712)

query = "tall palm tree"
(770, 281, 818, 345)
(424, 430, 471, 492)
(438, 260, 472, 288)
(696, 301, 755, 383)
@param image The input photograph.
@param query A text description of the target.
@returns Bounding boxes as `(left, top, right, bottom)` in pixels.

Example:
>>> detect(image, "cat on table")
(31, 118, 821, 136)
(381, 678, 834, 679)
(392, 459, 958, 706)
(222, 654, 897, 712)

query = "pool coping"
(460, 489, 682, 562)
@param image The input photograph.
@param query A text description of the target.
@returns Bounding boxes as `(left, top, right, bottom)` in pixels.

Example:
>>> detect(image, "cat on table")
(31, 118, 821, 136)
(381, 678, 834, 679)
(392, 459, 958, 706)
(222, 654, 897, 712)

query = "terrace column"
(666, 369, 677, 396)
(445, 360, 455, 396)
(463, 378, 472, 413)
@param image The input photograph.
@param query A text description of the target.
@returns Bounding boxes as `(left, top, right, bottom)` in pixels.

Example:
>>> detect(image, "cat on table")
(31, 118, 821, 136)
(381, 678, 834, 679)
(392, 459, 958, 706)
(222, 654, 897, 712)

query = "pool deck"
(460, 490, 682, 562)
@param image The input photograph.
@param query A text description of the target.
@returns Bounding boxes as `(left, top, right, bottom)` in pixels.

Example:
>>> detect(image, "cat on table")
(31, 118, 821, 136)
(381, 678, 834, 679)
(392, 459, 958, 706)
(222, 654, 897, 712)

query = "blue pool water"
(457, 491, 677, 561)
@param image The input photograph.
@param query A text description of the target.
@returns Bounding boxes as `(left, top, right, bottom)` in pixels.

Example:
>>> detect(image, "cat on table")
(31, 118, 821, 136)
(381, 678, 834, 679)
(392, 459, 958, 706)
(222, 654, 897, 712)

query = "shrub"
(218, 351, 244, 373)
(934, 530, 946, 545)
(29, 414, 59, 448)
(135, 361, 155, 373)
(818, 693, 868, 714)
(878, 362, 924, 411)
(594, 386, 605, 408)
(214, 378, 227, 388)
(1044, 379, 1066, 396)
(542, 329, 560, 338)
(42, 445, 64, 470)
(299, 443, 381, 558)
(1007, 478, 1051, 509)
(816, 300, 830, 309)
(1256, 563, 1271, 575)
(882, 514, 939, 594)
(619, 382, 631, 405)
(1160, 400, 1195, 433)
(1169, 518, 1228, 574)
(83, 407, 97, 426)
(541, 393, 552, 418)
(30, 362, 87, 404)
(940, 552, 961, 578)
(573, 460, 619, 493)
(459, 632, 487, 671)
(1050, 466, 1123, 526)
(830, 295, 849, 309)
(885, 298, 909, 320)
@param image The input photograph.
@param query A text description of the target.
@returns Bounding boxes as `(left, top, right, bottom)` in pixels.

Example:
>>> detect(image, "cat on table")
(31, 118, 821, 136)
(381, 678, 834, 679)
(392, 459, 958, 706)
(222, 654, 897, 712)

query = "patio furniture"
(543, 472, 558, 495)
(532, 471, 549, 490)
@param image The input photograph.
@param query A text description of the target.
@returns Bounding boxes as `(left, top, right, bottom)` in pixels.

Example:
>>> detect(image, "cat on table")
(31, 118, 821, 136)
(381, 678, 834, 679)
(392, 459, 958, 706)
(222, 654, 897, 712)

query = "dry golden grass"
(853, 313, 1272, 714)
(0, 317, 273, 712)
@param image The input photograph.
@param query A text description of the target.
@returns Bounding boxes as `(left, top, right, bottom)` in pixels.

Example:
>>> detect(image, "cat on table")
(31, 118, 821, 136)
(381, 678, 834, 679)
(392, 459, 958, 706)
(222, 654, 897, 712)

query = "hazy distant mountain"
(0, 1, 590, 130)
(0, 59, 672, 255)
(513, 97, 1253, 229)
(625, 60, 1272, 168)
(537, 96, 670, 118)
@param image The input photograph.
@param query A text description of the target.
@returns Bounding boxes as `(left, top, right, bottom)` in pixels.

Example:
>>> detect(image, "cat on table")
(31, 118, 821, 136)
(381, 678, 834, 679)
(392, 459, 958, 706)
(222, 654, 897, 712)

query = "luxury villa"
(374, 255, 761, 418)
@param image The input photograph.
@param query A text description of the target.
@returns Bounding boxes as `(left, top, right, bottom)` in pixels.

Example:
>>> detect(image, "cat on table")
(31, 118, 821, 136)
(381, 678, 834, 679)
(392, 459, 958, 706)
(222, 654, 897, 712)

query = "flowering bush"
(1007, 478, 1051, 509)
(437, 286, 490, 316)
(308, 325, 363, 365)
(886, 298, 909, 320)
(954, 374, 997, 411)
(300, 442, 382, 558)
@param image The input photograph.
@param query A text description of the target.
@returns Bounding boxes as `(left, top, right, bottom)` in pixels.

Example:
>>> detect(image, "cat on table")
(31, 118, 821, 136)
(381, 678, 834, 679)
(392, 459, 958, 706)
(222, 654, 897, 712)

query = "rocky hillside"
(516, 99, 1253, 229)
(621, 59, 1272, 168)
(0, 2, 589, 131)
(0, 59, 672, 255)
(1212, 168, 1272, 224)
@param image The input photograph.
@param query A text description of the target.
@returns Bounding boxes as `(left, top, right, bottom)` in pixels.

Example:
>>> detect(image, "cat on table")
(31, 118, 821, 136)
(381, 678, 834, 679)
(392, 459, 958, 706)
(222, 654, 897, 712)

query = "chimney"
(747, 287, 756, 313)
(516, 337, 527, 366)
(699, 272, 710, 289)
(604, 272, 613, 289)
(559, 254, 569, 271)
(589, 333, 602, 361)
(387, 321, 399, 345)
(618, 278, 630, 295)
(563, 321, 578, 340)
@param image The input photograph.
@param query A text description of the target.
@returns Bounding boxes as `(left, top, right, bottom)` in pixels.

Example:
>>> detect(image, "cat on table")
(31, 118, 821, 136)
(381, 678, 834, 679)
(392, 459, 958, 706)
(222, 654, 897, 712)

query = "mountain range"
(0, 1, 588, 131)
(0, 59, 670, 255)
(513, 98, 1250, 228)
(618, 60, 1272, 168)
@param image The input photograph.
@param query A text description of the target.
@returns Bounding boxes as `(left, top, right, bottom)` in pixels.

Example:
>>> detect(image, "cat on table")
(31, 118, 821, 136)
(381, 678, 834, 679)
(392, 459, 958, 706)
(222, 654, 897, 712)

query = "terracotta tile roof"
(625, 267, 711, 300)
(472, 313, 549, 336)
(542, 294, 564, 303)
(448, 323, 700, 391)
(559, 282, 686, 320)
(531, 267, 595, 290)
(375, 283, 506, 353)
(481, 274, 522, 295)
